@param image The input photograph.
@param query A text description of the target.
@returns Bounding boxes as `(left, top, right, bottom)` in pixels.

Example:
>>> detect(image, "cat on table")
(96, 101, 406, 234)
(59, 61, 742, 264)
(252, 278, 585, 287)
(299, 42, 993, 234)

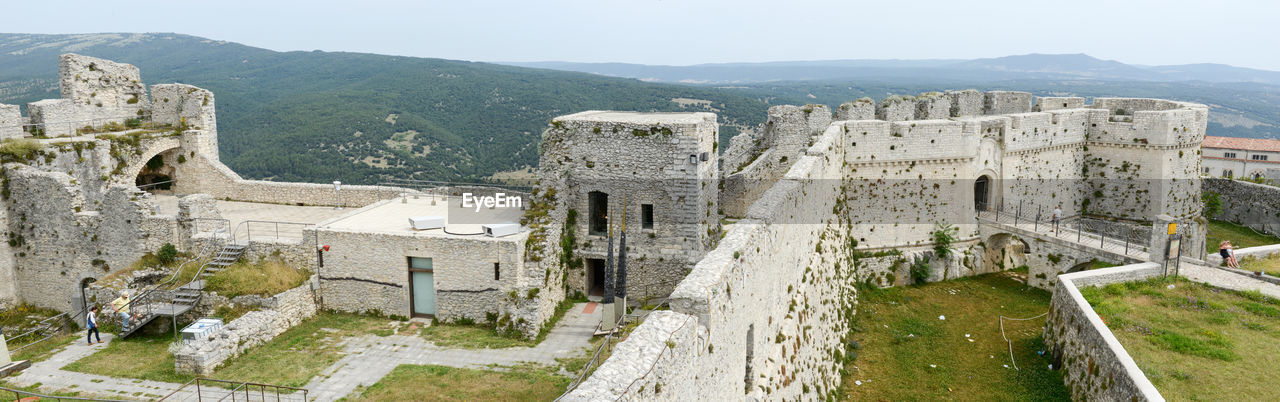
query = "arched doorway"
(974, 175, 991, 211)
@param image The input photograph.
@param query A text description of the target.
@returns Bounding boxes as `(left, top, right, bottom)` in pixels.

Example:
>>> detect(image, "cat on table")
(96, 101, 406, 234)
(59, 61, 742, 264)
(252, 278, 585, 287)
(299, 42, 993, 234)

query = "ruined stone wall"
(0, 104, 22, 140)
(834, 98, 874, 121)
(27, 54, 148, 137)
(314, 213, 529, 325)
(4, 164, 174, 313)
(1204, 178, 1280, 236)
(150, 85, 218, 161)
(174, 277, 319, 375)
(1044, 263, 1164, 401)
(569, 113, 856, 401)
(721, 105, 829, 218)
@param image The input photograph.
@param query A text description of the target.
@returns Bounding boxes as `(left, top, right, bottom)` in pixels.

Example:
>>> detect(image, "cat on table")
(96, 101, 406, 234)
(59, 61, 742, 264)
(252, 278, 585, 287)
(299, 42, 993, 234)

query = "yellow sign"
(1167, 222, 1178, 235)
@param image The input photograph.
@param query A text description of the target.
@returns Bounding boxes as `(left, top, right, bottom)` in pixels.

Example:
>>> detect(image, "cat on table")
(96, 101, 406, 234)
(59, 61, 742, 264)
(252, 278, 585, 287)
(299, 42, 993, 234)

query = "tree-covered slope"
(0, 33, 769, 183)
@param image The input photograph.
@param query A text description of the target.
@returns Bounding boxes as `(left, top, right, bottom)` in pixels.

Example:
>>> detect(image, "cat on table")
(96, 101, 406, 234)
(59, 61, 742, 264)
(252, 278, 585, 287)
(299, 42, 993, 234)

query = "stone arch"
(983, 232, 1029, 272)
(1065, 260, 1095, 274)
(121, 137, 181, 191)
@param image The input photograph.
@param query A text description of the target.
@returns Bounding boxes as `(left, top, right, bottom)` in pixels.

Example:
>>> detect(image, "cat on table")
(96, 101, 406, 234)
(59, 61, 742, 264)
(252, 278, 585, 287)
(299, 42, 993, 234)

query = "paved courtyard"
(151, 195, 351, 242)
(4, 303, 602, 401)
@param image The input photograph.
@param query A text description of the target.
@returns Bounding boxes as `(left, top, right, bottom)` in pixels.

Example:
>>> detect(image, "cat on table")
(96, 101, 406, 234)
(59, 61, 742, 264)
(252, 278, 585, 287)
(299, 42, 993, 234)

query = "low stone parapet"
(1044, 263, 1165, 401)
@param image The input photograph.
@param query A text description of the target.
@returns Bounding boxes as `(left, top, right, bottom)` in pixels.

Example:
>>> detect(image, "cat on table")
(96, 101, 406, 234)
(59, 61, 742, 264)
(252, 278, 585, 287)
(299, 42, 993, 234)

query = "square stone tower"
(537, 111, 720, 301)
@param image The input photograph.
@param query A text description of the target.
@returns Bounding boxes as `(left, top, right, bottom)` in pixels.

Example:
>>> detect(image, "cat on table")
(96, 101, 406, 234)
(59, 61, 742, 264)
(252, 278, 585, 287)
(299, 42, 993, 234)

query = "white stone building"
(1202, 135, 1280, 181)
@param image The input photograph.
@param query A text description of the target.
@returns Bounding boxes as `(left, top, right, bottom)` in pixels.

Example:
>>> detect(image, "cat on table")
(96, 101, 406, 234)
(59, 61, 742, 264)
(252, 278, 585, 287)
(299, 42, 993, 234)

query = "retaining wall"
(1043, 263, 1165, 402)
(173, 276, 319, 375)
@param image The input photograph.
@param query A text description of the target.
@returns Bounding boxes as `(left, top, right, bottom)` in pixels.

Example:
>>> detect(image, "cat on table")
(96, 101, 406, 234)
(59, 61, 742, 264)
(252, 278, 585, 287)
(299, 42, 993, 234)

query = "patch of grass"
(1205, 219, 1280, 254)
(98, 250, 200, 289)
(0, 138, 44, 162)
(420, 323, 536, 349)
(1238, 253, 1280, 276)
(1090, 260, 1120, 270)
(210, 312, 398, 387)
(204, 257, 311, 298)
(344, 363, 570, 401)
(841, 272, 1068, 401)
(63, 333, 194, 384)
(1084, 276, 1280, 400)
(9, 332, 79, 364)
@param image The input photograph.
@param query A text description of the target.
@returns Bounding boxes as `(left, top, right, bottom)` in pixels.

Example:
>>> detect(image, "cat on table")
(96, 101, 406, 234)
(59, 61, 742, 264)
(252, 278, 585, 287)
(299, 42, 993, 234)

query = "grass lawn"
(1238, 253, 1280, 276)
(62, 312, 402, 388)
(344, 363, 570, 401)
(419, 324, 536, 349)
(9, 332, 79, 364)
(1080, 277, 1280, 400)
(205, 257, 311, 298)
(204, 312, 399, 387)
(1205, 219, 1280, 254)
(841, 272, 1068, 401)
(63, 332, 194, 383)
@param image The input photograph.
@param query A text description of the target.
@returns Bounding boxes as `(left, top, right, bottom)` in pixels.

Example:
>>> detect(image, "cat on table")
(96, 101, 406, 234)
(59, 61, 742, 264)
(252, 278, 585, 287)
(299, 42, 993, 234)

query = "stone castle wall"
(1044, 263, 1165, 401)
(722, 105, 830, 218)
(538, 112, 719, 300)
(569, 111, 857, 400)
(27, 54, 149, 137)
(0, 104, 22, 140)
(1204, 178, 1280, 237)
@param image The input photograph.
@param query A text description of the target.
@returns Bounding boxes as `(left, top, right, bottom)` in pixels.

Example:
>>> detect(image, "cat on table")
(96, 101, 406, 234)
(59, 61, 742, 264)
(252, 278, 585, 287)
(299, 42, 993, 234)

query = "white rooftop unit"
(408, 216, 445, 230)
(483, 223, 520, 238)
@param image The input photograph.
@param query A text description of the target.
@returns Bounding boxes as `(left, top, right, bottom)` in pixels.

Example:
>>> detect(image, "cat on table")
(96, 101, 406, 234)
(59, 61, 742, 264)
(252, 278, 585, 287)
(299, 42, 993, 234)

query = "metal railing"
(381, 177, 535, 194)
(114, 240, 220, 335)
(228, 220, 314, 245)
(556, 298, 672, 400)
(1, 386, 129, 402)
(4, 307, 80, 354)
(0, 112, 165, 138)
(159, 378, 308, 402)
(976, 200, 1147, 258)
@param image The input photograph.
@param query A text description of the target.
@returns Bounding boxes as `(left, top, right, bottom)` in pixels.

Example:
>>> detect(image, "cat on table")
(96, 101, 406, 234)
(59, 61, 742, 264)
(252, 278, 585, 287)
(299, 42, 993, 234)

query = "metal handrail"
(159, 377, 308, 401)
(228, 219, 314, 244)
(6, 305, 82, 353)
(977, 199, 1145, 258)
(114, 240, 221, 332)
(556, 299, 672, 400)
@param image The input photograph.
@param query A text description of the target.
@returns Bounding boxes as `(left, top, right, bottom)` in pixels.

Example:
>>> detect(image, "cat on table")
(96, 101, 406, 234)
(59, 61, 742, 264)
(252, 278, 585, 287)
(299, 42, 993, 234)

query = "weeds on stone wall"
(932, 223, 957, 260)
(0, 139, 44, 164)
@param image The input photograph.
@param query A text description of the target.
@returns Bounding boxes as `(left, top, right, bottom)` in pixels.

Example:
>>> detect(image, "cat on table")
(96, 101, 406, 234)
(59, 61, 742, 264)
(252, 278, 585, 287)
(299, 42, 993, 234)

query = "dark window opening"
(589, 191, 609, 236)
(494, 262, 500, 281)
(641, 204, 654, 229)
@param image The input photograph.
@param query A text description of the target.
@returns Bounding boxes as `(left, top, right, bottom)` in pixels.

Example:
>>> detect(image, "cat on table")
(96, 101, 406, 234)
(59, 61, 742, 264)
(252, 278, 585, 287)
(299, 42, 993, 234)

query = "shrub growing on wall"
(932, 223, 958, 260)
(1201, 191, 1222, 218)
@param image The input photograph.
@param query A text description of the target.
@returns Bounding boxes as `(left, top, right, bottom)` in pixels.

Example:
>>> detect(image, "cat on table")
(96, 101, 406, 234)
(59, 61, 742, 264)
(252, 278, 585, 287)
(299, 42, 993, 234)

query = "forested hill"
(0, 33, 770, 184)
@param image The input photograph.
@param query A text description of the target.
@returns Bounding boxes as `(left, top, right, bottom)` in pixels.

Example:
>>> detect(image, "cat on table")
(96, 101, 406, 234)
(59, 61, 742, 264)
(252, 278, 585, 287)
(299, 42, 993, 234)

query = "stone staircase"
(118, 243, 247, 339)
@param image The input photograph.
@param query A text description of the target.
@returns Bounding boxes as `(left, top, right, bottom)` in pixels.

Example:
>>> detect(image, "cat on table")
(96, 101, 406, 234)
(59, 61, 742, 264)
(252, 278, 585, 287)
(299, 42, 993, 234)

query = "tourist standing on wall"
(110, 291, 132, 332)
(86, 306, 102, 345)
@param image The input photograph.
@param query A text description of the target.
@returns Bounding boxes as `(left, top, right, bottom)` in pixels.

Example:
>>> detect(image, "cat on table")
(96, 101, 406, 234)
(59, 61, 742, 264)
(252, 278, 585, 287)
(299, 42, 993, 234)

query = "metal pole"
(197, 380, 202, 402)
(1017, 201, 1022, 225)
(275, 222, 279, 241)
(1124, 226, 1129, 255)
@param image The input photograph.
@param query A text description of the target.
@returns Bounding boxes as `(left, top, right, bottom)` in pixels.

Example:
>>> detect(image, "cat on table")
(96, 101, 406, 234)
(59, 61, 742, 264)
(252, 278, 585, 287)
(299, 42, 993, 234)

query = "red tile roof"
(1203, 136, 1280, 153)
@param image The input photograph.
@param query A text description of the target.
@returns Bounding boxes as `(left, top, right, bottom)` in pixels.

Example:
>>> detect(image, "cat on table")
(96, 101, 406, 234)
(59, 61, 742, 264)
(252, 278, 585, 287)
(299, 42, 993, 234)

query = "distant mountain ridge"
(1, 33, 1277, 186)
(506, 53, 1280, 85)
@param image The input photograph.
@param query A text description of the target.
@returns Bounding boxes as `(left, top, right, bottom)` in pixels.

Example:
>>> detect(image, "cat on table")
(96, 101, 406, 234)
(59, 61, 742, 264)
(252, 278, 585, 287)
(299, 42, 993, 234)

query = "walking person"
(110, 290, 134, 333)
(86, 306, 102, 345)
(1052, 205, 1063, 235)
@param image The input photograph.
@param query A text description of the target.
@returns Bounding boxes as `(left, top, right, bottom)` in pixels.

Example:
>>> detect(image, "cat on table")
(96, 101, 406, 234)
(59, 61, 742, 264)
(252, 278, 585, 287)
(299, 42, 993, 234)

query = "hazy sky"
(6, 0, 1278, 70)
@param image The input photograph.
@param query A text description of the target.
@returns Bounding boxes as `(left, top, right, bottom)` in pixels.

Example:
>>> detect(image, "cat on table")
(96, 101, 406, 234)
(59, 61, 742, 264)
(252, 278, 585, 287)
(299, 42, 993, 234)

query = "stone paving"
(5, 333, 186, 400)
(1182, 263, 1280, 298)
(3, 303, 601, 401)
(304, 302, 601, 401)
(151, 195, 351, 241)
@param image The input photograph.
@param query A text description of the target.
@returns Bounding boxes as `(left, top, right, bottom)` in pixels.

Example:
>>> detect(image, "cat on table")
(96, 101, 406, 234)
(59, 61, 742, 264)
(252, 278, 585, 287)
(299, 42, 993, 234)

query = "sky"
(5, 0, 1279, 70)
